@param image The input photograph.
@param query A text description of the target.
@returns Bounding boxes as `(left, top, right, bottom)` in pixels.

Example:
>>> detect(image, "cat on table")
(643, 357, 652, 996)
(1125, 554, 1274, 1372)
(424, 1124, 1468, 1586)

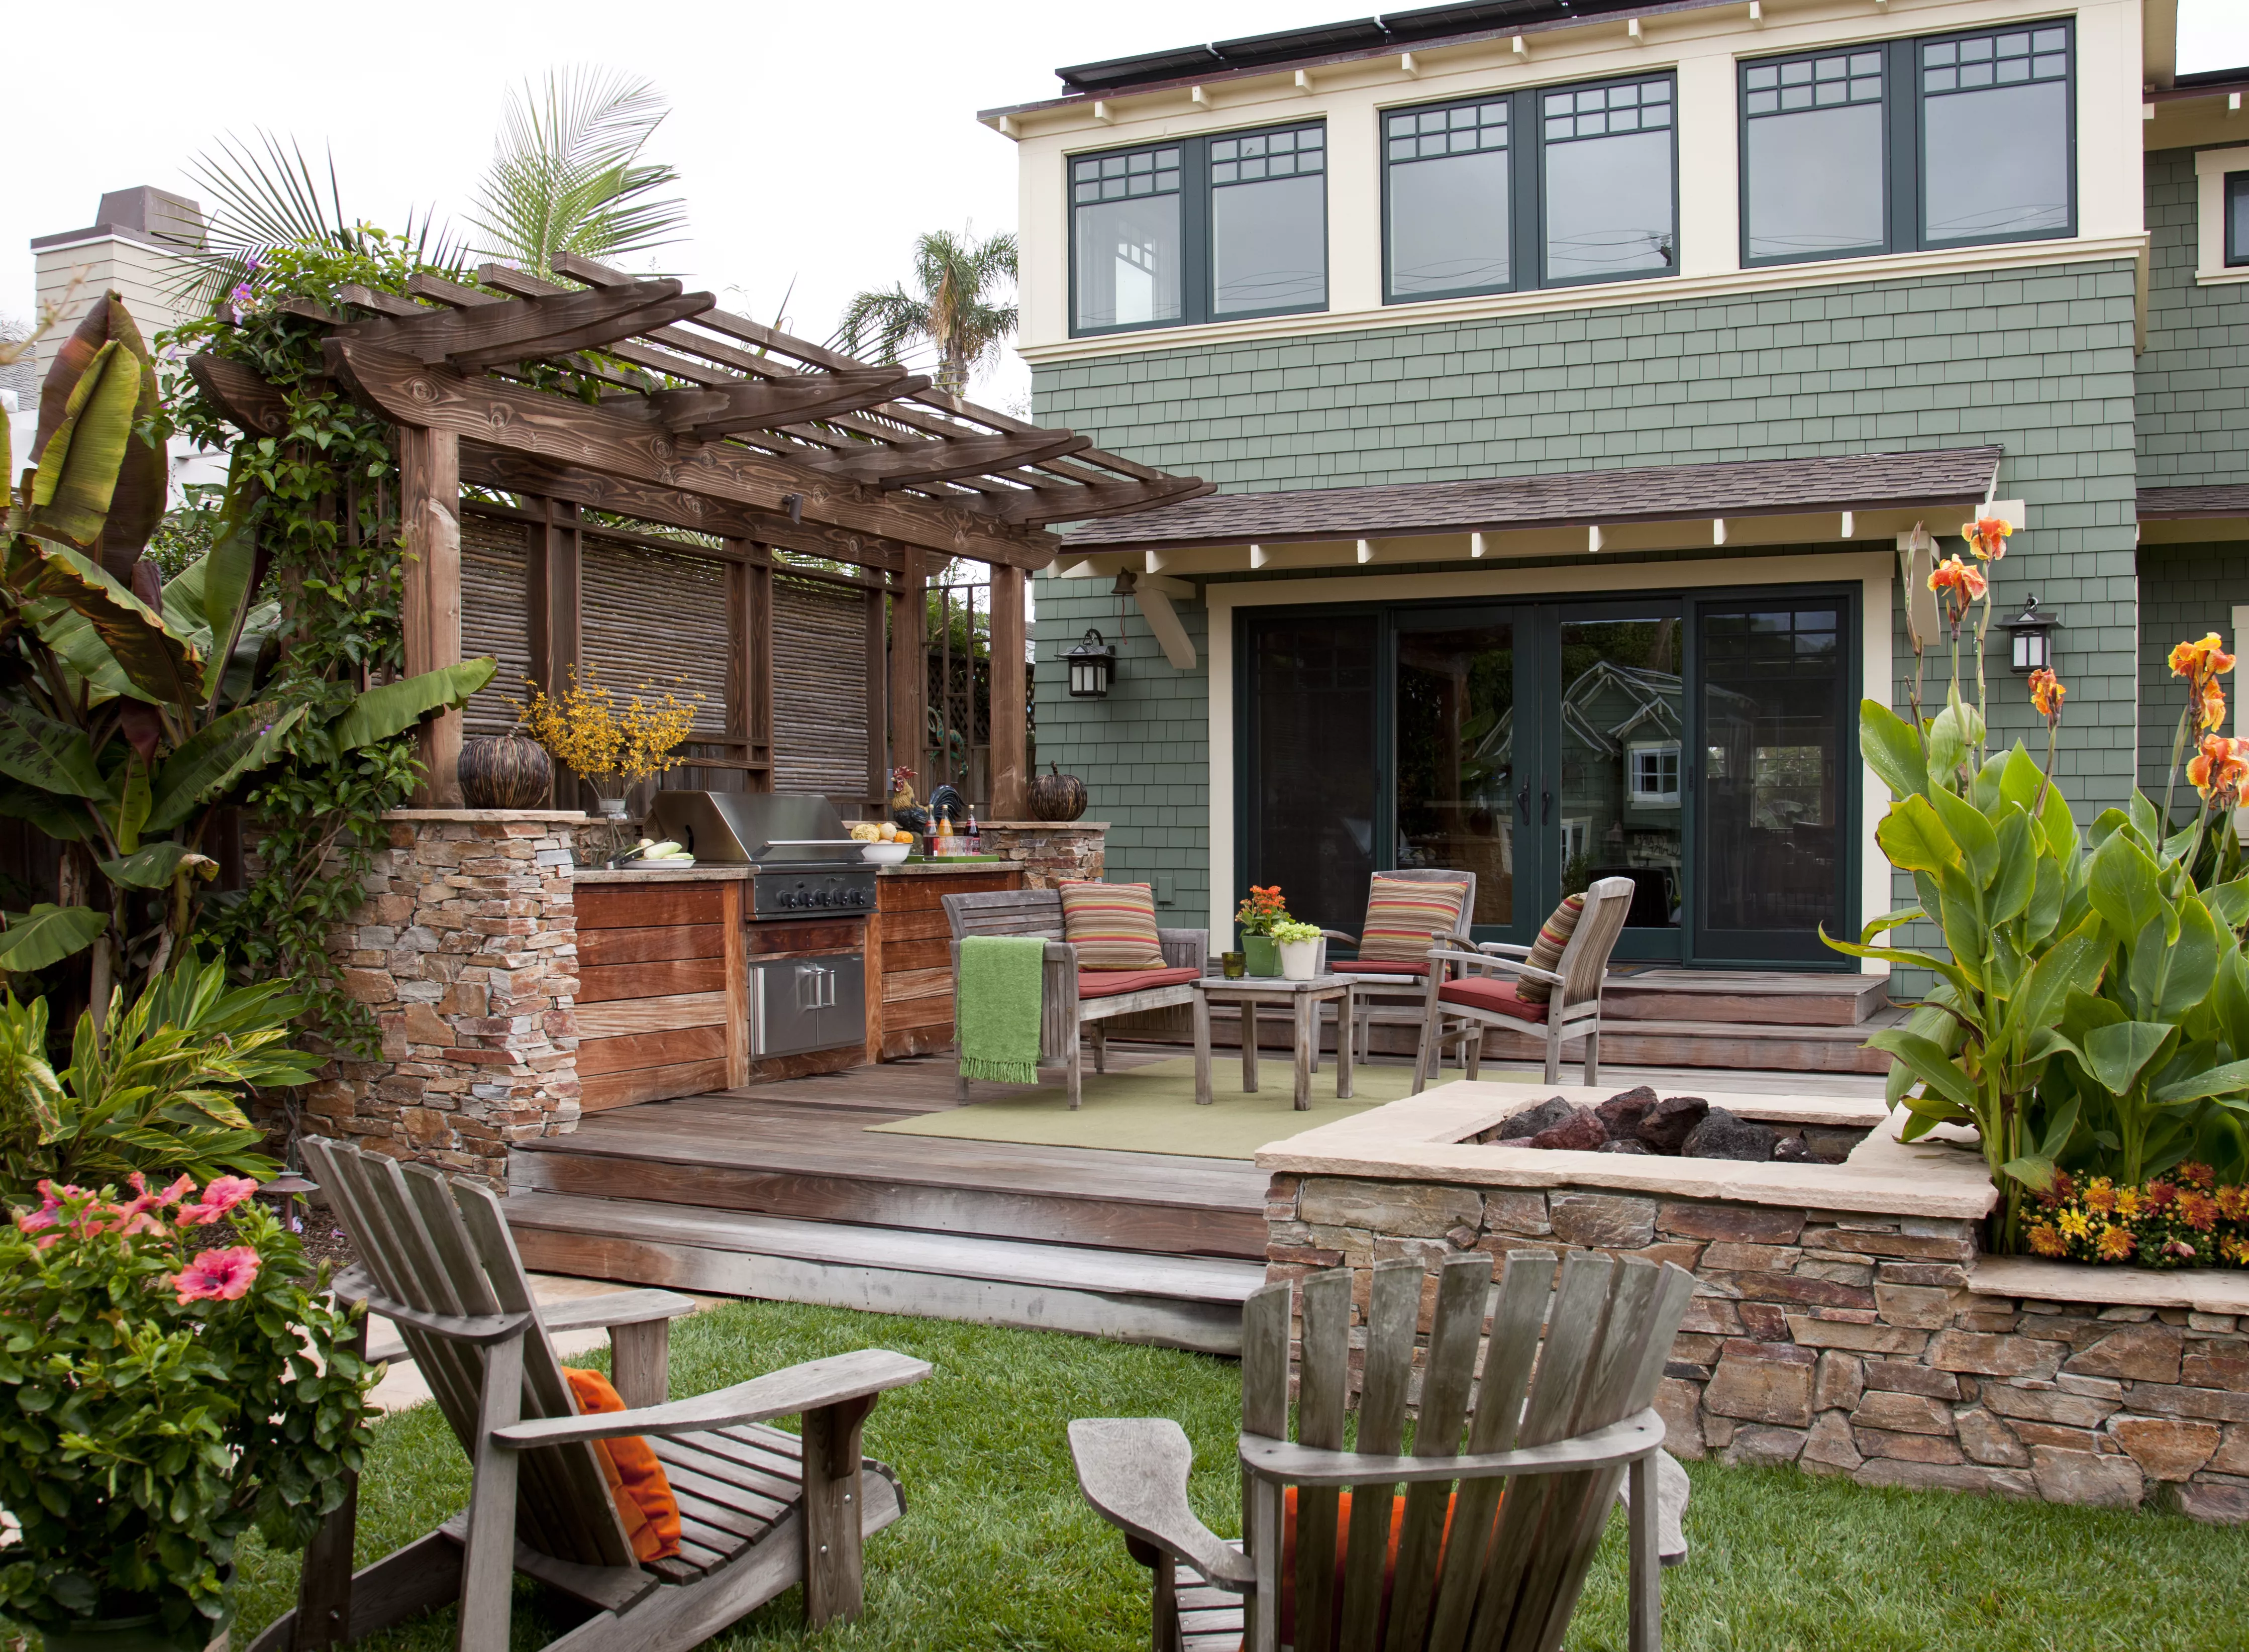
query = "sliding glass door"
(1238, 585, 1857, 967)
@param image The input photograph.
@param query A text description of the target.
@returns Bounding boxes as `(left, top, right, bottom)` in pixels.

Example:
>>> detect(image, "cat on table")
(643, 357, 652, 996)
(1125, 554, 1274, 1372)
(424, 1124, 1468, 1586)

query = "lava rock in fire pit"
(1772, 1130, 1819, 1163)
(1682, 1106, 1778, 1162)
(1527, 1104, 1608, 1152)
(1595, 1085, 1660, 1139)
(1635, 1095, 1710, 1154)
(1599, 1138, 1655, 1155)
(1496, 1096, 1576, 1141)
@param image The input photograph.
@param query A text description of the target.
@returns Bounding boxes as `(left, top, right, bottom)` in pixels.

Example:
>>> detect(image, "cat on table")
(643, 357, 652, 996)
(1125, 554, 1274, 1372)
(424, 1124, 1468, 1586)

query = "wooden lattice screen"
(772, 575, 875, 800)
(459, 514, 532, 737)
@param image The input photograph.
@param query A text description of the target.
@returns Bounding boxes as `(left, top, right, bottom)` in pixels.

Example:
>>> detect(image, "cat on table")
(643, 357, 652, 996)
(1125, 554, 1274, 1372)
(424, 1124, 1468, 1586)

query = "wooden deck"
(510, 1034, 1885, 1353)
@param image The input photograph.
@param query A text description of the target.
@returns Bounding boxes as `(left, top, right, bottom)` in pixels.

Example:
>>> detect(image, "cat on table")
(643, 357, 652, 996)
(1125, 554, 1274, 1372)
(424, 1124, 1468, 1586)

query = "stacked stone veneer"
(310, 811, 583, 1185)
(977, 821, 1105, 888)
(1266, 1174, 2249, 1523)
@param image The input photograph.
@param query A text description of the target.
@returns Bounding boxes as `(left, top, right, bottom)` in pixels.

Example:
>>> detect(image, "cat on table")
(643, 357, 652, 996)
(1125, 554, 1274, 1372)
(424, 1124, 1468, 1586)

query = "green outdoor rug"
(954, 935, 1047, 1085)
(866, 1055, 1527, 1160)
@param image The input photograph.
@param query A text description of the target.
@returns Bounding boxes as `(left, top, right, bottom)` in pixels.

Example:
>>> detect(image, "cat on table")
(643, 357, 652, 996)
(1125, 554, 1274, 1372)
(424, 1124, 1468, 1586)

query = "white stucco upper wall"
(32, 234, 197, 382)
(1002, 0, 2147, 361)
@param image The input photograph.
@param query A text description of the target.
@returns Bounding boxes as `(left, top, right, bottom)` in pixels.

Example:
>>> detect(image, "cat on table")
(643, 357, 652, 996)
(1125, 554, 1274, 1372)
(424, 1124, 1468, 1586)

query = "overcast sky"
(11, 0, 2247, 410)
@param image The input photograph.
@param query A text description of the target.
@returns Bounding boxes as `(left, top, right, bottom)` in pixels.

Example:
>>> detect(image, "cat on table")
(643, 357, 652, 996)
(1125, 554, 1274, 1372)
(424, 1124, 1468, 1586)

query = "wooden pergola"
(189, 251, 1208, 813)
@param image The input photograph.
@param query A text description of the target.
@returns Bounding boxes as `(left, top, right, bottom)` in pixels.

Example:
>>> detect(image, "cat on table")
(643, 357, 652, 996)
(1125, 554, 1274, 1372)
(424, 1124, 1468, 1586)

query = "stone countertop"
(974, 820, 1111, 831)
(1253, 1079, 1996, 1219)
(570, 866, 752, 884)
(1969, 1255, 2249, 1314)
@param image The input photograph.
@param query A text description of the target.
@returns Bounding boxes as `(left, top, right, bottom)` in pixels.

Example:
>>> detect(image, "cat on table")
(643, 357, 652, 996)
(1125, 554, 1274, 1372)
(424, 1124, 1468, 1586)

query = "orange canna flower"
(2203, 679, 2229, 732)
(1927, 557, 1987, 599)
(2187, 733, 2249, 805)
(2028, 668, 2066, 719)
(1962, 516, 2013, 561)
(2169, 633, 2237, 689)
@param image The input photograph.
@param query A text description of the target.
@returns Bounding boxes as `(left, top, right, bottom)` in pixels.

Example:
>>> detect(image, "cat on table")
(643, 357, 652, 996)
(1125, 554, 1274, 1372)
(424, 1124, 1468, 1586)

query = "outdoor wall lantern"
(1066, 628, 1117, 698)
(2003, 595, 2062, 674)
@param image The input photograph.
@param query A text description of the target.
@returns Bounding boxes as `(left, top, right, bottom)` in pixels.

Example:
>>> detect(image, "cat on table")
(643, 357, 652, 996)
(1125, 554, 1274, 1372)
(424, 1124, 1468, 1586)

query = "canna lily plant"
(1833, 515, 2249, 1249)
(0, 293, 494, 1014)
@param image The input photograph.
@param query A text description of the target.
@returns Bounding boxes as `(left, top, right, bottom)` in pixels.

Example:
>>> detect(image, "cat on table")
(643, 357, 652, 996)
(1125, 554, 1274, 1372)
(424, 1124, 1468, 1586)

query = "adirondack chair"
(1317, 868, 1479, 1063)
(264, 1138, 930, 1652)
(943, 886, 1209, 1108)
(1071, 1250, 1694, 1652)
(1413, 876, 1637, 1089)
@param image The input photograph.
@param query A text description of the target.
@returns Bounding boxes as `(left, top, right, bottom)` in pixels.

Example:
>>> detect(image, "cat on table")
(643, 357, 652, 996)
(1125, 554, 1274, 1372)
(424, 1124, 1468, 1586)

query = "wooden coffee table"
(1191, 975, 1354, 1109)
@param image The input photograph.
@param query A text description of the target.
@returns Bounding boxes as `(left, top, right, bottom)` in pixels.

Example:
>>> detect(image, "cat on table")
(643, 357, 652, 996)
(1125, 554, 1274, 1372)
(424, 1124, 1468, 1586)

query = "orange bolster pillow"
(563, 1366, 682, 1563)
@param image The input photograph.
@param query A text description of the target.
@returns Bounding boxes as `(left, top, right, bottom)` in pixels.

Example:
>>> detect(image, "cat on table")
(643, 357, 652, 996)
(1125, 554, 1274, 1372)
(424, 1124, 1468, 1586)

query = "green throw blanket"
(956, 935, 1047, 1085)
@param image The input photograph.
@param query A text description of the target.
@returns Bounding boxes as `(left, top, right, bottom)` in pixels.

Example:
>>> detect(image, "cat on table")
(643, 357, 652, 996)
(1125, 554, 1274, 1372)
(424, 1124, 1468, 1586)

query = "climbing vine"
(158, 231, 453, 1056)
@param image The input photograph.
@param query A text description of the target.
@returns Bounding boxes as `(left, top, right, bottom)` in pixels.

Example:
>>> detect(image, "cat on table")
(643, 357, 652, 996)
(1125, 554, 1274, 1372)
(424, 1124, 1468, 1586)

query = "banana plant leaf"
(15, 540, 200, 711)
(27, 595, 158, 704)
(26, 339, 146, 552)
(0, 904, 108, 973)
(97, 842, 213, 890)
(0, 698, 107, 798)
(322, 659, 498, 755)
(31, 295, 166, 566)
(0, 779, 95, 842)
(143, 699, 308, 835)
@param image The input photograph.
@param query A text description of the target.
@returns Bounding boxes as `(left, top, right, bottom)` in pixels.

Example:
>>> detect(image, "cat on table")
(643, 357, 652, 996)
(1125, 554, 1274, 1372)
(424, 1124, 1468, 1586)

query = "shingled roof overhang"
(1060, 447, 2005, 556)
(2139, 485, 2249, 546)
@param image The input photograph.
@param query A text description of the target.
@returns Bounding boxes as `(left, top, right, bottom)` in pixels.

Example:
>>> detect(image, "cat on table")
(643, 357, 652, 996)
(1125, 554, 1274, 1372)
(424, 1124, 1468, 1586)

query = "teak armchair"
(1319, 868, 1479, 1062)
(943, 887, 1208, 1108)
(262, 1139, 930, 1652)
(1414, 875, 1637, 1089)
(1071, 1250, 1694, 1651)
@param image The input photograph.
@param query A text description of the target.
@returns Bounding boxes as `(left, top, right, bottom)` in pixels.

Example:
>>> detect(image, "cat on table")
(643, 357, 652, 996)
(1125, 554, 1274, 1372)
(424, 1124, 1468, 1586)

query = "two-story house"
(983, 0, 2249, 983)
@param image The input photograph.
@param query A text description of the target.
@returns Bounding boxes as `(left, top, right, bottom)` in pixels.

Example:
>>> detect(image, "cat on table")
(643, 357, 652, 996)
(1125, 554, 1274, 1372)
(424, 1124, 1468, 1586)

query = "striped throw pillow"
(1059, 881, 1167, 970)
(1358, 876, 1471, 961)
(1514, 893, 1585, 1005)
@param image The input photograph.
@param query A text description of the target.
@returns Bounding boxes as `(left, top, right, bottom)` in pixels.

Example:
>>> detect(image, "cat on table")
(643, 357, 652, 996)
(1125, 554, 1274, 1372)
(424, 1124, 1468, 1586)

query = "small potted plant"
(0, 1176, 376, 1651)
(1234, 885, 1290, 977)
(513, 666, 704, 822)
(1270, 918, 1324, 982)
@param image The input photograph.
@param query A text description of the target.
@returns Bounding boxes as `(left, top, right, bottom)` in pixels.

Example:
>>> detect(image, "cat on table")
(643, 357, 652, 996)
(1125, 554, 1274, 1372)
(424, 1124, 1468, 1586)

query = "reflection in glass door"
(1395, 613, 1520, 934)
(1556, 610, 1685, 952)
(1695, 603, 1849, 960)
(1242, 613, 1378, 935)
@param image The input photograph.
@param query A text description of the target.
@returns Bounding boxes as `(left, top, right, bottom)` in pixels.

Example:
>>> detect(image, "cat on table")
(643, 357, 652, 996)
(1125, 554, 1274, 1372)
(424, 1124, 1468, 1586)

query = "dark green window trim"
(1381, 72, 1677, 306)
(2227, 171, 2249, 268)
(1067, 121, 1327, 339)
(1742, 17, 2076, 267)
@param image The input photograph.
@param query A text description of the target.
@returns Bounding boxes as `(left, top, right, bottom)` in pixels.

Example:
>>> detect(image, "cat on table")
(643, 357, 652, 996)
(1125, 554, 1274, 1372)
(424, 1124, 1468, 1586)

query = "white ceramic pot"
(595, 796, 629, 821)
(1278, 939, 1319, 981)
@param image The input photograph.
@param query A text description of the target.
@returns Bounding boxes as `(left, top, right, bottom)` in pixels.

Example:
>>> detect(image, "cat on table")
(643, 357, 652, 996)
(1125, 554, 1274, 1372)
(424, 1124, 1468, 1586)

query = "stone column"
(309, 809, 584, 1187)
(976, 821, 1106, 889)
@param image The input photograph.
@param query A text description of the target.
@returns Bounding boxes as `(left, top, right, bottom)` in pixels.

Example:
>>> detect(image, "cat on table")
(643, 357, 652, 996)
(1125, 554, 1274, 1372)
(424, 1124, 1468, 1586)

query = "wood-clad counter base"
(576, 879, 744, 1112)
(868, 864, 1025, 1062)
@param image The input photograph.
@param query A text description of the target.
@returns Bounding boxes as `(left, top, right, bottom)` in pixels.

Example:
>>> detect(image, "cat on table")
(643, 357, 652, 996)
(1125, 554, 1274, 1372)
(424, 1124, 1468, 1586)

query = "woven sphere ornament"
(458, 736, 554, 809)
(1028, 764, 1088, 822)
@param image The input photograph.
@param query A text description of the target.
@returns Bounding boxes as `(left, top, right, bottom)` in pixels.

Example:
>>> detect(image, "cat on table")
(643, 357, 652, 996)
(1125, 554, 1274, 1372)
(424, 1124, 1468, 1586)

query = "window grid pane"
(1922, 24, 2068, 95)
(1386, 93, 1512, 298)
(1920, 22, 2072, 242)
(1543, 77, 1672, 142)
(1211, 123, 1326, 189)
(1073, 147, 1180, 204)
(1744, 48, 1882, 121)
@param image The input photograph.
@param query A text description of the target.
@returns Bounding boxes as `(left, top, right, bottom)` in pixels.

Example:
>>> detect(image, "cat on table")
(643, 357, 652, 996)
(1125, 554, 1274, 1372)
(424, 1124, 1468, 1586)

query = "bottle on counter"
(967, 803, 980, 854)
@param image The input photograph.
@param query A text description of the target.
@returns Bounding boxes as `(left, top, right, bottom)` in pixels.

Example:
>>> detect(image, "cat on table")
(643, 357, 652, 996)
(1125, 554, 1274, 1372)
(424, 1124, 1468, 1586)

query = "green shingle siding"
(2136, 542, 2249, 800)
(1036, 254, 2145, 933)
(2139, 148, 2249, 490)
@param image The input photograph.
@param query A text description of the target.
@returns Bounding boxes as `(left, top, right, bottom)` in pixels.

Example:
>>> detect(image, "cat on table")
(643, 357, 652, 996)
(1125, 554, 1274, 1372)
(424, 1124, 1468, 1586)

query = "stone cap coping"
(877, 862, 1031, 877)
(974, 820, 1110, 831)
(385, 809, 589, 822)
(571, 866, 751, 883)
(1254, 1080, 1997, 1219)
(1969, 1255, 2249, 1315)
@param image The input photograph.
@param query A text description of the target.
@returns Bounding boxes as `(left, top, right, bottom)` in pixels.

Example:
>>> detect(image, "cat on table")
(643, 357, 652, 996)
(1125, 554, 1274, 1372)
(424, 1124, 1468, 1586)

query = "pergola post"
(989, 563, 1027, 820)
(890, 549, 926, 798)
(399, 425, 463, 807)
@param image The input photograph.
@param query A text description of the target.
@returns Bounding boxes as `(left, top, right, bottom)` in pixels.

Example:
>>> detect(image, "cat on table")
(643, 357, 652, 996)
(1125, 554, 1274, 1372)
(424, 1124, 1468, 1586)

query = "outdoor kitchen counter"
(571, 866, 751, 883)
(869, 860, 1026, 1062)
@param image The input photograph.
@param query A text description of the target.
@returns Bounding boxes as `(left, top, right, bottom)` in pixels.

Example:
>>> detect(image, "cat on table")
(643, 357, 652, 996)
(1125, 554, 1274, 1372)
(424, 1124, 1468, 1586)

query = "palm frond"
(167, 132, 458, 317)
(834, 226, 1017, 395)
(833, 287, 933, 368)
(466, 66, 690, 276)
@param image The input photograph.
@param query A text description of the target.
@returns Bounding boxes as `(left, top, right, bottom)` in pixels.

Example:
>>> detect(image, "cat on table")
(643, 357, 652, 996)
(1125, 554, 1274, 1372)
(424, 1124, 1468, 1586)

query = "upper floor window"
(1741, 20, 2073, 267)
(1382, 73, 1675, 304)
(1070, 123, 1326, 336)
(2225, 172, 2249, 268)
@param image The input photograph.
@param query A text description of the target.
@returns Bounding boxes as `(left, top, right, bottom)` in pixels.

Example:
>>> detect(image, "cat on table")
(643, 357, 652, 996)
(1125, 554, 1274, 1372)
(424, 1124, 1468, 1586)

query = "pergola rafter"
(186, 256, 1207, 811)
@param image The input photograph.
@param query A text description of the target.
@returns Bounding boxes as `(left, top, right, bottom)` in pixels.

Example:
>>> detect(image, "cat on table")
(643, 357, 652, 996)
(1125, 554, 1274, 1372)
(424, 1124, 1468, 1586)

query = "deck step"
(1474, 1007, 1902, 1075)
(511, 1096, 1269, 1260)
(1597, 970, 1891, 1026)
(504, 1191, 1266, 1356)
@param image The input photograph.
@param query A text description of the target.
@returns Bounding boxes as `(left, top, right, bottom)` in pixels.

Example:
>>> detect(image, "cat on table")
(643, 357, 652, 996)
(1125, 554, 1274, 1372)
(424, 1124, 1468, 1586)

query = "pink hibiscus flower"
(178, 1176, 260, 1227)
(172, 1246, 261, 1304)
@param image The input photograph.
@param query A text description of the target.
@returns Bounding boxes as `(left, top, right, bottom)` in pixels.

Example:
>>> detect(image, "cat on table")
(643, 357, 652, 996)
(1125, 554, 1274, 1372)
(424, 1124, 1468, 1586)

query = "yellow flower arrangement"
(510, 666, 704, 794)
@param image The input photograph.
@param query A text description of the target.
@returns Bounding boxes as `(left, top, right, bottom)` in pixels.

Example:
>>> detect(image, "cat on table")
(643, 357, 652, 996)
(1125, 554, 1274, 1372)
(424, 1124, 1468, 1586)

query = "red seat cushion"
(1438, 975, 1549, 1023)
(1077, 966, 1201, 999)
(1331, 959, 1428, 977)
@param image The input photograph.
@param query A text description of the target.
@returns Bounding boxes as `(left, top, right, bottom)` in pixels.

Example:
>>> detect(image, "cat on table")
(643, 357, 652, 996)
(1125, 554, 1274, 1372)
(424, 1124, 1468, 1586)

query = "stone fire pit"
(1256, 1080, 2249, 1522)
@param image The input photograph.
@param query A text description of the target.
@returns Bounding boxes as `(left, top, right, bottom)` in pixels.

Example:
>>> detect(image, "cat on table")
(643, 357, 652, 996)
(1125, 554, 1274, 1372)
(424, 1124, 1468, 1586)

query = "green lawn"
(233, 1298, 2249, 1651)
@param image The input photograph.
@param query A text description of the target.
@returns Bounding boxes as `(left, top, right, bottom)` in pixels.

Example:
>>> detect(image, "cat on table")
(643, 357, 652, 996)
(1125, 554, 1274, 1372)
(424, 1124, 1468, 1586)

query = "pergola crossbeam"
(342, 277, 713, 372)
(810, 429, 1092, 489)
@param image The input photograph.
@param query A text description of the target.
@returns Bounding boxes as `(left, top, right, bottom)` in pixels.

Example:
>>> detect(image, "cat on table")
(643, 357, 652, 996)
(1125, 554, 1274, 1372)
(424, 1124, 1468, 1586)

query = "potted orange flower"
(1234, 885, 1291, 977)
